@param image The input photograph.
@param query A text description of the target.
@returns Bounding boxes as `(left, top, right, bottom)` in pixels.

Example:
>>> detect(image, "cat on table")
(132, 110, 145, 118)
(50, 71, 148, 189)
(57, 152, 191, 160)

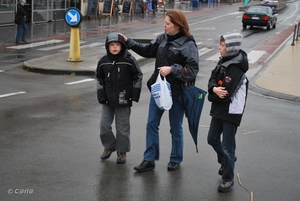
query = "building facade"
(0, 0, 89, 25)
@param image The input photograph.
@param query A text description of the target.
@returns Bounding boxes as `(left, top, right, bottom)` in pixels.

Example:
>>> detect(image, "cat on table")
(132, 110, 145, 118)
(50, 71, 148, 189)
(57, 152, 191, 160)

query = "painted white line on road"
(248, 50, 266, 64)
(198, 47, 213, 56)
(37, 41, 87, 51)
(7, 40, 64, 49)
(0, 70, 5, 73)
(65, 78, 95, 85)
(190, 11, 243, 26)
(77, 42, 104, 49)
(0, 91, 26, 98)
(196, 42, 203, 46)
(60, 42, 104, 52)
(205, 50, 266, 64)
(194, 27, 216, 31)
(206, 52, 220, 61)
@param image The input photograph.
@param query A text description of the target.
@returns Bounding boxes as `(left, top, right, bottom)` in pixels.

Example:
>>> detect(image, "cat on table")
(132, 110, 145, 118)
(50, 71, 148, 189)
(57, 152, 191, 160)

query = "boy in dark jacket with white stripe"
(207, 33, 249, 193)
(96, 32, 143, 164)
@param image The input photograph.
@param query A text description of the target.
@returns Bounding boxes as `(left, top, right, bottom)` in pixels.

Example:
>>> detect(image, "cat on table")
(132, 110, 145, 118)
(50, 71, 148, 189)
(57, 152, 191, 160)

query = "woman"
(119, 9, 199, 172)
(15, 0, 28, 44)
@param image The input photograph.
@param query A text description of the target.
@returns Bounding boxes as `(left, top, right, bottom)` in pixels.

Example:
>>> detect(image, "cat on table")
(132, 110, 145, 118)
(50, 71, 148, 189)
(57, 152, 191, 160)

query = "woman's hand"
(118, 33, 127, 42)
(158, 66, 172, 77)
(213, 86, 228, 99)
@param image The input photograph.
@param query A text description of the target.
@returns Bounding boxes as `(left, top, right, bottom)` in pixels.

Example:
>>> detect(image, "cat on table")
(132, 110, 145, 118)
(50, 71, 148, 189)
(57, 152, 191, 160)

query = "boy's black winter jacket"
(96, 33, 143, 107)
(208, 50, 249, 126)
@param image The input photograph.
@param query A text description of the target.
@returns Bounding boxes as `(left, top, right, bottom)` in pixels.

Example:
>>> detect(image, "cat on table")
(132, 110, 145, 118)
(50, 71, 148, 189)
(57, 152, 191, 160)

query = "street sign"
(64, 8, 82, 28)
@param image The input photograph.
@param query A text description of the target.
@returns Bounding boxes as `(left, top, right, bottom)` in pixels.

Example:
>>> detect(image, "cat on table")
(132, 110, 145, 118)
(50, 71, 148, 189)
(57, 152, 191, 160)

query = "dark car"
(242, 6, 277, 30)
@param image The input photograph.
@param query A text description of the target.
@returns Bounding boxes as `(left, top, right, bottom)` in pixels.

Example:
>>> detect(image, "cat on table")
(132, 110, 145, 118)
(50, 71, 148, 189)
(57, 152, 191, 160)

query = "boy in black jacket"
(96, 32, 143, 164)
(207, 33, 249, 192)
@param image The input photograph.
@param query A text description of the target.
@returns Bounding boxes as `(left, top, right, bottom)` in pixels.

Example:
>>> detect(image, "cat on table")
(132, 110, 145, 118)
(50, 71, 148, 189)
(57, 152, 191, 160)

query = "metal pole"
(54, 12, 57, 33)
(296, 22, 300, 41)
(291, 24, 297, 46)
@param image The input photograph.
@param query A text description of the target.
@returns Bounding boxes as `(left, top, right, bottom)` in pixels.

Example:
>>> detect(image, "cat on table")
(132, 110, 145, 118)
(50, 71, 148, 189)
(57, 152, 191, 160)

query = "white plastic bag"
(151, 74, 173, 110)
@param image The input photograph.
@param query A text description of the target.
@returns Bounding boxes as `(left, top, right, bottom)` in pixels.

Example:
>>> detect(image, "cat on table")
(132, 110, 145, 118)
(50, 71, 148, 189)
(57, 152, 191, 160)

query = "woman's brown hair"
(166, 9, 190, 37)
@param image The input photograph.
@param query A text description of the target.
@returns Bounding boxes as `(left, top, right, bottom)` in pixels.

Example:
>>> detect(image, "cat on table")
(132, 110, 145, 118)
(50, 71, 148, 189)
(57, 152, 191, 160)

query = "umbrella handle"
(196, 145, 198, 153)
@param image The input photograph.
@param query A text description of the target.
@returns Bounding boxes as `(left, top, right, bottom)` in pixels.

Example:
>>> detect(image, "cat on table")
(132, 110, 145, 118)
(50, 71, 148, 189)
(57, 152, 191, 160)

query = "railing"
(291, 22, 300, 46)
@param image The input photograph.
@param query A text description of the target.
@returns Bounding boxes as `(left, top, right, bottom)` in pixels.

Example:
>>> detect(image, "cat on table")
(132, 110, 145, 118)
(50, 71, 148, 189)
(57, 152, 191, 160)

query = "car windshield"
(248, 7, 268, 14)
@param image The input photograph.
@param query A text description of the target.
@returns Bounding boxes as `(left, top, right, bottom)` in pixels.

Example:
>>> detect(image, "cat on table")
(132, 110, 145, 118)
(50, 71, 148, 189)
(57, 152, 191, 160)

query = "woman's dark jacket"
(96, 33, 143, 107)
(16, 3, 27, 24)
(126, 33, 199, 99)
(207, 50, 249, 126)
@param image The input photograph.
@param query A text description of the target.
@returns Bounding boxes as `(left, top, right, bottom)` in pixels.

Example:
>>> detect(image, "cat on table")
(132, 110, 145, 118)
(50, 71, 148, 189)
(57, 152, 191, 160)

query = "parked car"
(242, 6, 277, 30)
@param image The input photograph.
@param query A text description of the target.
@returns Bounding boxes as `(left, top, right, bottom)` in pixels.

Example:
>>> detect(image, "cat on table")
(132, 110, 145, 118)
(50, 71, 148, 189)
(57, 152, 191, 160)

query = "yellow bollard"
(67, 27, 82, 62)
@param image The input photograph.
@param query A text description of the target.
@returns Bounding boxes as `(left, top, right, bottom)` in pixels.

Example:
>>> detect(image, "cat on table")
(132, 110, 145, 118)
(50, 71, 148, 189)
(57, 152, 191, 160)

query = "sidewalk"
(253, 37, 300, 102)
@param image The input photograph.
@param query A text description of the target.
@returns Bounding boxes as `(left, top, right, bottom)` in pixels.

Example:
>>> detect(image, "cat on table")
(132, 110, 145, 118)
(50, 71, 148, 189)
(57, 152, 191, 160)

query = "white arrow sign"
(67, 11, 78, 22)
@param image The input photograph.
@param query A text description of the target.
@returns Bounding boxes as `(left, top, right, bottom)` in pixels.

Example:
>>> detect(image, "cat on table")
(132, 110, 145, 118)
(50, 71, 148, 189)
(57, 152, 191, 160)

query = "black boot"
(134, 160, 155, 172)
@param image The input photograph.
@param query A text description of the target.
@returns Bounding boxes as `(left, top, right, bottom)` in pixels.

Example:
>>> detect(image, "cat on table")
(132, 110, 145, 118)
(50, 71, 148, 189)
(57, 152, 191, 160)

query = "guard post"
(64, 8, 83, 62)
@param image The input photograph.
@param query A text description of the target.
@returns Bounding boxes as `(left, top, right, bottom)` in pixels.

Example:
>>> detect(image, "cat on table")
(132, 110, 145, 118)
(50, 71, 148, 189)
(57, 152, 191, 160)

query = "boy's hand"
(213, 86, 228, 99)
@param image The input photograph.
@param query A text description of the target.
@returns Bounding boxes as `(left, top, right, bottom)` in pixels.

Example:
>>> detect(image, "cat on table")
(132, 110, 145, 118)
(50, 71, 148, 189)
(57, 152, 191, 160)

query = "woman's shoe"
(134, 160, 155, 172)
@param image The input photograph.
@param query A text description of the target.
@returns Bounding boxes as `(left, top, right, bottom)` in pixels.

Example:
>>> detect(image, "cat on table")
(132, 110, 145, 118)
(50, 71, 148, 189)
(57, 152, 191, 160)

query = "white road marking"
(37, 41, 88, 51)
(198, 47, 213, 56)
(205, 50, 266, 64)
(60, 42, 105, 52)
(7, 40, 64, 49)
(65, 78, 95, 85)
(248, 50, 266, 64)
(206, 52, 220, 61)
(191, 11, 243, 27)
(0, 91, 26, 98)
(0, 70, 5, 73)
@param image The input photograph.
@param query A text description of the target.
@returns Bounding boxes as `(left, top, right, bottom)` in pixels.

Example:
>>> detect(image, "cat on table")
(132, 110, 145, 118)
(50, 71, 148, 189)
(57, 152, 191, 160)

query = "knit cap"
(221, 33, 242, 57)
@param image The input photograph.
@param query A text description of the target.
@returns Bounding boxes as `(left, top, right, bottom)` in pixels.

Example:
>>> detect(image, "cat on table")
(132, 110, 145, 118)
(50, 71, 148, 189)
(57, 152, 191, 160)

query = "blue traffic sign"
(64, 8, 82, 27)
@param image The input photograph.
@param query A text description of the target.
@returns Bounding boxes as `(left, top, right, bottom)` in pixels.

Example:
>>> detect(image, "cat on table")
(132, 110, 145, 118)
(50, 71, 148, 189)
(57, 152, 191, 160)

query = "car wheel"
(267, 23, 271, 30)
(243, 24, 247, 29)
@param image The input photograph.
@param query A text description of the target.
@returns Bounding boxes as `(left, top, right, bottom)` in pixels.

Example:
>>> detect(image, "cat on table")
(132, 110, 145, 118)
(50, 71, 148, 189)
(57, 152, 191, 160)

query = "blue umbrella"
(179, 85, 207, 153)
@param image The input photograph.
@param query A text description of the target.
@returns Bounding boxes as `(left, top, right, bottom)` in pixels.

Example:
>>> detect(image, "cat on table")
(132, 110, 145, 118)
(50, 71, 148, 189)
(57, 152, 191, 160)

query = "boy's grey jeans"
(99, 104, 131, 153)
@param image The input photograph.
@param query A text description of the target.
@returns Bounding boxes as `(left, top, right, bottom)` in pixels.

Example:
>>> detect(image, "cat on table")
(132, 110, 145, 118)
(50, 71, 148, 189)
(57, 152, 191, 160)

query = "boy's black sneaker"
(218, 181, 234, 193)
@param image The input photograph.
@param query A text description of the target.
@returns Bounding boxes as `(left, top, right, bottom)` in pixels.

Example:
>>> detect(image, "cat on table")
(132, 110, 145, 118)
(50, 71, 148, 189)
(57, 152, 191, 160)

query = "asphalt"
(2, 1, 300, 103)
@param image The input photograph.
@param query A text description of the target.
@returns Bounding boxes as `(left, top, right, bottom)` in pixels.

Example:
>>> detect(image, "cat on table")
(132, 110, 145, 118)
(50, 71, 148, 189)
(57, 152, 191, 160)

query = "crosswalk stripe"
(198, 47, 213, 56)
(247, 50, 266, 64)
(65, 78, 95, 85)
(7, 40, 64, 49)
(206, 53, 220, 61)
(5, 39, 267, 65)
(77, 42, 104, 48)
(205, 50, 266, 63)
(60, 42, 105, 52)
(0, 91, 26, 98)
(37, 41, 86, 51)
